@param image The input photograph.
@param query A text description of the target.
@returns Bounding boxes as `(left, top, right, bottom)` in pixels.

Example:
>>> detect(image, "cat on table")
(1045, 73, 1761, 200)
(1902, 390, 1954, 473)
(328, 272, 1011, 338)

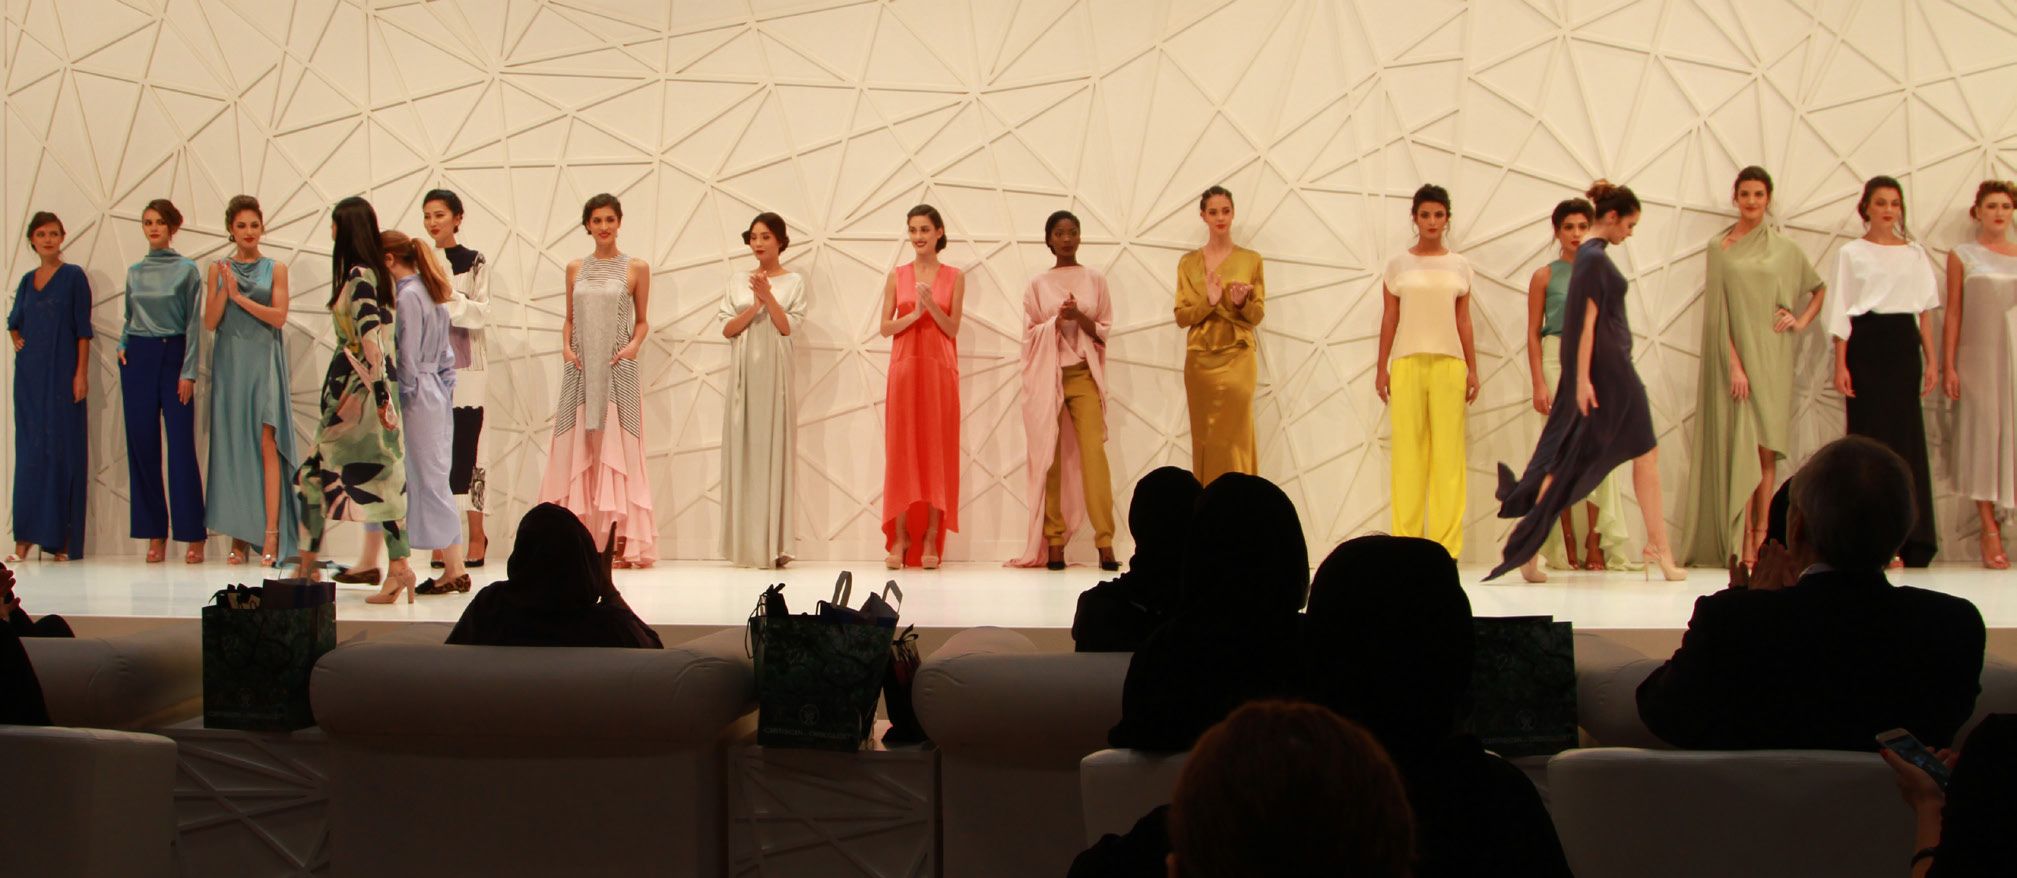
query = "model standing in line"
(205, 195, 298, 567)
(718, 212, 804, 569)
(1524, 197, 1633, 576)
(1943, 180, 2017, 569)
(1376, 185, 1479, 560)
(384, 230, 467, 594)
(1490, 180, 1686, 582)
(539, 193, 656, 568)
(1012, 210, 1119, 572)
(1825, 176, 1942, 567)
(1680, 166, 1827, 571)
(8, 212, 90, 562)
(880, 204, 963, 570)
(423, 189, 491, 569)
(294, 197, 416, 602)
(1175, 186, 1263, 487)
(119, 199, 206, 563)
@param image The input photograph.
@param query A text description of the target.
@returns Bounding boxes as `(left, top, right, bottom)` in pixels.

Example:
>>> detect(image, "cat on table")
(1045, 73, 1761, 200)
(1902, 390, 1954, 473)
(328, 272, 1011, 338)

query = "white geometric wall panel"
(6, 0, 2017, 564)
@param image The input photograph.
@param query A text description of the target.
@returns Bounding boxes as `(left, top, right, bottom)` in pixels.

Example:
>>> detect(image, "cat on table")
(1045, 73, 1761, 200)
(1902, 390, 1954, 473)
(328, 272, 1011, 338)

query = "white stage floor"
(12, 557, 2015, 633)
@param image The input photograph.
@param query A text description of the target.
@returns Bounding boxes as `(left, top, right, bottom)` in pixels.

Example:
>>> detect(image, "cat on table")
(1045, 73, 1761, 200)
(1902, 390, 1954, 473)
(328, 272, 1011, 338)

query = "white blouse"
(1383, 249, 1473, 363)
(1824, 239, 1940, 341)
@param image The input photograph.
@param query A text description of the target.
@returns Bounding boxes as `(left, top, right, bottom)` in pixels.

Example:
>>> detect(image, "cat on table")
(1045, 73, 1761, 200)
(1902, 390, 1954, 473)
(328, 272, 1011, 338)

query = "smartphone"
(1876, 728, 1952, 790)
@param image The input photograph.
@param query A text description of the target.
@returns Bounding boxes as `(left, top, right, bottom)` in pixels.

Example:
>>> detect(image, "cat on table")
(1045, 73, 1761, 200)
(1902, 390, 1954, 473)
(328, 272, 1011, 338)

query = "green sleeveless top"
(1541, 258, 1571, 337)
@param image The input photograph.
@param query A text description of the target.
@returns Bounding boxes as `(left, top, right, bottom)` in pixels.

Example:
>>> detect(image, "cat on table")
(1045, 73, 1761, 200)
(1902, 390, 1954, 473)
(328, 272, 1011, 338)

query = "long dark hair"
(330, 196, 390, 309)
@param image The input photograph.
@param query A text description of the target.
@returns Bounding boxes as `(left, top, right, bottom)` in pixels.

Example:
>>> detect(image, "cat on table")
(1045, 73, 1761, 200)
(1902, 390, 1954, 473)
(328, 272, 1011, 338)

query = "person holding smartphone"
(1882, 716, 2017, 877)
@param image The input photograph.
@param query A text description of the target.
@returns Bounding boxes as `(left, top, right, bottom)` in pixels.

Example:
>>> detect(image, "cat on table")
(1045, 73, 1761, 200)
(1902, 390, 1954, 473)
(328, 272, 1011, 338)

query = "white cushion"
(1547, 747, 1913, 878)
(310, 628, 754, 878)
(0, 725, 178, 878)
(914, 627, 1132, 878)
(22, 625, 201, 728)
(1079, 749, 1188, 844)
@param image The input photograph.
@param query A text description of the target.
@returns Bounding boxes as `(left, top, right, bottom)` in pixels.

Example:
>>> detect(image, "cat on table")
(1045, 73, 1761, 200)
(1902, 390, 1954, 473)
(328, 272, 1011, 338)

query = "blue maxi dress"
(204, 258, 300, 560)
(392, 274, 457, 549)
(9, 263, 92, 557)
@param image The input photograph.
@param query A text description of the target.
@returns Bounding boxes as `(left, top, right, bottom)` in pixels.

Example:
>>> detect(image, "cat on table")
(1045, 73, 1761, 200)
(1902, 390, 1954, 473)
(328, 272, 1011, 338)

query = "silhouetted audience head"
(507, 503, 612, 609)
(1179, 473, 1307, 614)
(1931, 714, 2017, 876)
(1790, 436, 1915, 571)
(1128, 466, 1205, 576)
(1167, 700, 1414, 878)
(1304, 535, 1473, 753)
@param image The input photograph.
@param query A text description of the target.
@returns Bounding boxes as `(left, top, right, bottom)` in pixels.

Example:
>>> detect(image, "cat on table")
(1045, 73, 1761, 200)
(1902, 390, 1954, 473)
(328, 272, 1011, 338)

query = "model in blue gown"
(9, 263, 92, 559)
(205, 257, 300, 563)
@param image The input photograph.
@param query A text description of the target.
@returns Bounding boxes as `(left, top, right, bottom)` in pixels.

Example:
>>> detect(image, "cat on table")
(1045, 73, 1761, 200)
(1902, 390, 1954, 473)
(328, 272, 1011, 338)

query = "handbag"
(748, 573, 904, 750)
(880, 624, 926, 745)
(201, 578, 337, 731)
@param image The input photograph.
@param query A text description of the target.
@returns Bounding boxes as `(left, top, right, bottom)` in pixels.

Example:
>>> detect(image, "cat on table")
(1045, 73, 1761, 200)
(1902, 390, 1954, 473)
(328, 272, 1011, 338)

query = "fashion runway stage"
(20, 558, 2017, 651)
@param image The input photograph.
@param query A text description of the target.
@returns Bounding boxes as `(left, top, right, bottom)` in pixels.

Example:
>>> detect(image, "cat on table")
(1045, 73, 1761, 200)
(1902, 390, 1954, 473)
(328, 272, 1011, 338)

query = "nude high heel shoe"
(1642, 545, 1687, 582)
(365, 566, 416, 604)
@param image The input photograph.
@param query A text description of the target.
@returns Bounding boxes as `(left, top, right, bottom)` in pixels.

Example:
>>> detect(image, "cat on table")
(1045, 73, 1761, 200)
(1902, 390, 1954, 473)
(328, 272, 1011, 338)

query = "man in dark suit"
(1637, 436, 1986, 750)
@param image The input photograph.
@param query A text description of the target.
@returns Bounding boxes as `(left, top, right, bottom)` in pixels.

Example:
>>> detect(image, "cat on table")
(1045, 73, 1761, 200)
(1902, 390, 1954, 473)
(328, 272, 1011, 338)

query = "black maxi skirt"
(1846, 312, 1938, 567)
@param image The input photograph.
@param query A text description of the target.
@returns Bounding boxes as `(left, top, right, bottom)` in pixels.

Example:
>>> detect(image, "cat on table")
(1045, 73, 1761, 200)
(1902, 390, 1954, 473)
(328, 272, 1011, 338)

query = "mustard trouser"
(1390, 353, 1467, 557)
(1045, 364, 1116, 547)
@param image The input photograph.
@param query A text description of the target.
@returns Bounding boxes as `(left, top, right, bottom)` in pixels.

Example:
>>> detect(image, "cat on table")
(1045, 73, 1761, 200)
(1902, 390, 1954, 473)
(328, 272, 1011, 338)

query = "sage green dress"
(1681, 224, 1822, 566)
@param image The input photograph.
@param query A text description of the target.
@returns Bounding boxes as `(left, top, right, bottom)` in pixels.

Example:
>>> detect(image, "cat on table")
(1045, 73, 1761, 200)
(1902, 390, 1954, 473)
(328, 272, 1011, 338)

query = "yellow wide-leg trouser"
(1045, 364, 1116, 546)
(1390, 353, 1467, 558)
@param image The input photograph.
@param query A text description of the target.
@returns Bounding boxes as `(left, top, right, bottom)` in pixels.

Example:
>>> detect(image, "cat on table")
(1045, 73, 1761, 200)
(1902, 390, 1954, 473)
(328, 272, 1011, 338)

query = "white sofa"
(912, 627, 1131, 878)
(310, 628, 755, 878)
(1079, 748, 1188, 844)
(21, 624, 201, 728)
(0, 725, 179, 878)
(1548, 747, 1913, 878)
(1574, 633, 2017, 748)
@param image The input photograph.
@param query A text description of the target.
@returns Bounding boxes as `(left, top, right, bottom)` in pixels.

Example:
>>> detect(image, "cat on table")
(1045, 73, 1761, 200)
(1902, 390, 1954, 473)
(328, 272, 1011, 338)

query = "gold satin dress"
(1175, 247, 1265, 485)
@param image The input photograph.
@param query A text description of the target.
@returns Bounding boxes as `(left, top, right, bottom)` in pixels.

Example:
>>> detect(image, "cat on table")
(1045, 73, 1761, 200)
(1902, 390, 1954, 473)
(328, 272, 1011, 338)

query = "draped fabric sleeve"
(69, 268, 93, 340)
(445, 253, 490, 329)
(1173, 253, 1213, 328)
(396, 281, 426, 400)
(717, 273, 743, 323)
(347, 272, 397, 409)
(1824, 247, 1858, 341)
(7, 274, 24, 331)
(1090, 270, 1114, 347)
(1797, 244, 1824, 295)
(1232, 253, 1264, 326)
(178, 261, 203, 380)
(1907, 243, 1942, 312)
(780, 273, 807, 327)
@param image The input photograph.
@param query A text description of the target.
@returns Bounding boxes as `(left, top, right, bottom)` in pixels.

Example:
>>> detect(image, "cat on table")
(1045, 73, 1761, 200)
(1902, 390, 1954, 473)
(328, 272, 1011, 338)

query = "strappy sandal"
(261, 530, 280, 567)
(1983, 527, 2011, 570)
(184, 542, 206, 564)
(1584, 532, 1607, 571)
(145, 540, 167, 564)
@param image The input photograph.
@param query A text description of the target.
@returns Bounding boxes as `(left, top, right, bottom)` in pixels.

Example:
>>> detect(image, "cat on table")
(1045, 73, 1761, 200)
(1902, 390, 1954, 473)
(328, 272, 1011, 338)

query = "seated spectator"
(446, 504, 661, 649)
(1072, 466, 1203, 652)
(1637, 436, 1985, 749)
(1167, 700, 1413, 878)
(0, 562, 56, 724)
(1107, 473, 1307, 751)
(1883, 713, 2017, 878)
(1301, 535, 1572, 877)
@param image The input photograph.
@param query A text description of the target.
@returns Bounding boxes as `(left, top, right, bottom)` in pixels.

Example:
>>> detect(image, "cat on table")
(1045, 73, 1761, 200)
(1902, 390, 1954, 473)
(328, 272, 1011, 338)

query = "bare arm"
(1374, 288, 1400, 402)
(917, 272, 963, 338)
(561, 261, 580, 368)
(1790, 283, 1825, 330)
(721, 299, 763, 339)
(879, 271, 921, 336)
(1943, 250, 1964, 394)
(1455, 293, 1479, 403)
(1526, 267, 1549, 396)
(614, 259, 650, 362)
(1919, 309, 1939, 397)
(231, 262, 290, 329)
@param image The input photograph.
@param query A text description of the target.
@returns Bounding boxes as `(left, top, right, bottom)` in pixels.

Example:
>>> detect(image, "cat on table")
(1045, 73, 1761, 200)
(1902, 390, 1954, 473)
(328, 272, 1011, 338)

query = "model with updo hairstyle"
(1377, 183, 1478, 559)
(1822, 175, 1942, 566)
(538, 192, 657, 568)
(119, 197, 207, 562)
(719, 211, 806, 568)
(203, 194, 298, 567)
(1493, 179, 1685, 581)
(1520, 197, 1631, 578)
(419, 187, 493, 571)
(879, 203, 963, 568)
(1679, 165, 1827, 572)
(1175, 185, 1265, 486)
(1012, 207, 1119, 570)
(1943, 180, 2017, 568)
(8, 210, 91, 561)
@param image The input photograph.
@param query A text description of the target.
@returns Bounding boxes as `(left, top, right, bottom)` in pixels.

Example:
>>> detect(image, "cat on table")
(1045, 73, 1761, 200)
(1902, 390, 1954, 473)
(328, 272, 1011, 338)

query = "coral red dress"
(884, 262, 961, 563)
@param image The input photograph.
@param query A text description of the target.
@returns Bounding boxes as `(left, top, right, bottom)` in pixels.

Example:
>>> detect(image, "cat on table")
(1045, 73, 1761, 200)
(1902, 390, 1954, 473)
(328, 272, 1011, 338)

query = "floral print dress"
(297, 266, 407, 552)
